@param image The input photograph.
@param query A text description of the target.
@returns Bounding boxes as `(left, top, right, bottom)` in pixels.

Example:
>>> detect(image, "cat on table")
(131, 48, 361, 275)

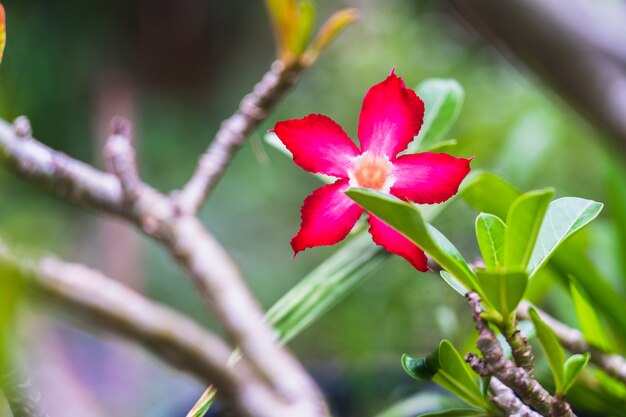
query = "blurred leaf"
(504, 189, 553, 269)
(461, 172, 520, 220)
(562, 353, 590, 395)
(529, 307, 565, 392)
(422, 139, 458, 154)
(527, 197, 603, 278)
(570, 283, 612, 352)
(0, 3, 5, 64)
(346, 188, 478, 292)
(605, 161, 626, 281)
(291, 1, 315, 56)
(304, 8, 359, 64)
(475, 213, 505, 269)
(267, 232, 387, 343)
(410, 79, 464, 152)
(418, 410, 487, 417)
(403, 341, 488, 409)
(372, 391, 462, 417)
(265, 0, 298, 57)
(476, 269, 527, 320)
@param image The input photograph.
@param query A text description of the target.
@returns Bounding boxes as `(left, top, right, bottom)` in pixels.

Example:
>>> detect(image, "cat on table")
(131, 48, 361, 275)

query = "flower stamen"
(349, 152, 394, 192)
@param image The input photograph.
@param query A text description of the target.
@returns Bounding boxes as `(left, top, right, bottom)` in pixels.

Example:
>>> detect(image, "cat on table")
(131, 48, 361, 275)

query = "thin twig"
(465, 292, 574, 417)
(176, 60, 303, 213)
(504, 325, 536, 374)
(518, 301, 626, 386)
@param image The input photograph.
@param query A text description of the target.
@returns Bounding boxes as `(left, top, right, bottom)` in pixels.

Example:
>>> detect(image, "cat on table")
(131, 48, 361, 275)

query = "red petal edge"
(273, 114, 360, 178)
(390, 153, 472, 204)
(358, 71, 424, 159)
(291, 178, 363, 255)
(367, 214, 429, 271)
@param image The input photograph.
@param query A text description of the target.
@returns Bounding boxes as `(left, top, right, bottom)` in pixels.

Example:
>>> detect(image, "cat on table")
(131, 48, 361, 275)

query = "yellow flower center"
(349, 152, 394, 192)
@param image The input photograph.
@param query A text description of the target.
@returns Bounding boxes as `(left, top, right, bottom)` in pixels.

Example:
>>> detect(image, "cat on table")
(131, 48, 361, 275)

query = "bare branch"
(0, 118, 127, 216)
(103, 116, 141, 202)
(448, 0, 626, 154)
(518, 302, 626, 386)
(176, 60, 303, 213)
(504, 326, 536, 374)
(466, 292, 574, 417)
(0, 117, 328, 417)
(489, 377, 543, 417)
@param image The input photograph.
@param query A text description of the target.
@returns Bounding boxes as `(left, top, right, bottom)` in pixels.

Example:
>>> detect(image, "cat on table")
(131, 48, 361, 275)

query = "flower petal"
(291, 178, 362, 254)
(273, 114, 360, 177)
(391, 153, 472, 204)
(368, 214, 428, 271)
(358, 71, 424, 159)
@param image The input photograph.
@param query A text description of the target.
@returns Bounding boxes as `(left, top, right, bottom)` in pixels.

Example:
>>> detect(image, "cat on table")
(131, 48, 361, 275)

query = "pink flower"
(272, 70, 471, 271)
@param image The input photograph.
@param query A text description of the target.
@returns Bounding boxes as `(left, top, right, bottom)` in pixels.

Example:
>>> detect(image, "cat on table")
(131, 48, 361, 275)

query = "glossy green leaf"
(461, 172, 520, 220)
(403, 341, 488, 409)
(419, 409, 487, 417)
(347, 188, 478, 291)
(527, 197, 603, 278)
(570, 283, 612, 351)
(409, 79, 464, 152)
(562, 353, 590, 395)
(475, 269, 527, 319)
(475, 213, 506, 269)
(504, 189, 553, 269)
(529, 307, 565, 392)
(440, 271, 467, 297)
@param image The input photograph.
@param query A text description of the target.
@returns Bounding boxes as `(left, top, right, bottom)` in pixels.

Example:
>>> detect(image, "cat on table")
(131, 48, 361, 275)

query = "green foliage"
(562, 353, 590, 395)
(418, 409, 488, 417)
(402, 341, 490, 410)
(475, 213, 505, 270)
(346, 189, 478, 292)
(475, 269, 527, 321)
(527, 198, 603, 278)
(570, 283, 612, 352)
(504, 189, 553, 270)
(461, 172, 520, 220)
(529, 307, 566, 393)
(410, 79, 464, 152)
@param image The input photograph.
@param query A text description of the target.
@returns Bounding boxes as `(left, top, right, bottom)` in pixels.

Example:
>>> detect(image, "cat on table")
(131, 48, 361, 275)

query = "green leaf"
(403, 341, 488, 409)
(475, 213, 506, 269)
(504, 189, 554, 269)
(346, 188, 478, 292)
(461, 172, 520, 220)
(419, 409, 487, 417)
(475, 269, 528, 319)
(409, 79, 464, 152)
(527, 197, 603, 278)
(570, 283, 612, 351)
(561, 353, 590, 395)
(291, 1, 316, 55)
(440, 271, 467, 297)
(267, 232, 388, 343)
(529, 307, 565, 392)
(421, 139, 458, 154)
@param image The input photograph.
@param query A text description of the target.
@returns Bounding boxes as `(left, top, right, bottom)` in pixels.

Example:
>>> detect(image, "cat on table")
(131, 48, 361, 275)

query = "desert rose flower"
(272, 70, 471, 271)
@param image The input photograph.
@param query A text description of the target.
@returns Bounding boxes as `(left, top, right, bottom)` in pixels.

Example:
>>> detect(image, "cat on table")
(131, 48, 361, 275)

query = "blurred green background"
(0, 1, 620, 416)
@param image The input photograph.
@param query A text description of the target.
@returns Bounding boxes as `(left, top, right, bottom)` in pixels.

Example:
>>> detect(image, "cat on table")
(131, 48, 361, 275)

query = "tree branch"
(518, 301, 626, 386)
(176, 60, 303, 213)
(0, 117, 328, 417)
(465, 292, 574, 417)
(447, 0, 626, 154)
(490, 377, 543, 417)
